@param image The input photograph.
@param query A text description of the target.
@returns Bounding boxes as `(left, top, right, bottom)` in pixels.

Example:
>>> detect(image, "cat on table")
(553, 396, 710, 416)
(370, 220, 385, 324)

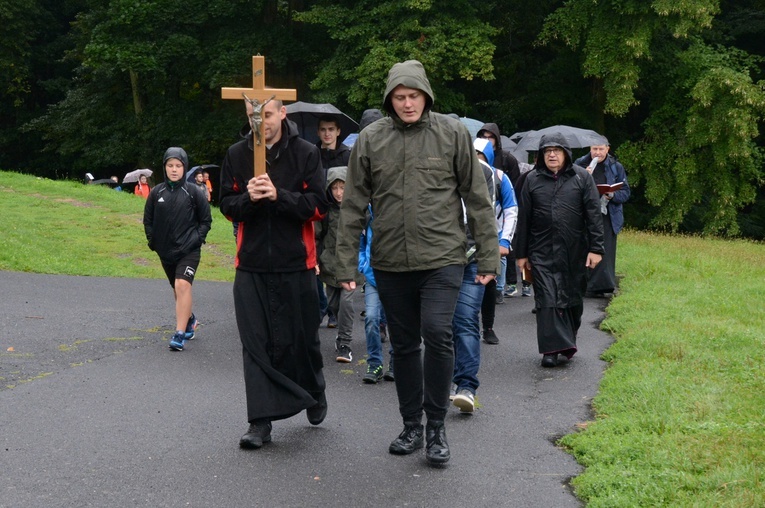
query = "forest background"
(2, 0, 764, 238)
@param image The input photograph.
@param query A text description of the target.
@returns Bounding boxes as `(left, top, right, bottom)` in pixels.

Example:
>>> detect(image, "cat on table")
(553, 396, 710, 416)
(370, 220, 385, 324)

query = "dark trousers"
(374, 265, 463, 424)
(587, 213, 617, 294)
(480, 278, 497, 330)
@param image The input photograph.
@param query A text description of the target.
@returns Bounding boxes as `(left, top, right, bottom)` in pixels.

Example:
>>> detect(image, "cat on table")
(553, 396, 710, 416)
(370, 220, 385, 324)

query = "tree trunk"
(129, 68, 143, 117)
(592, 77, 606, 135)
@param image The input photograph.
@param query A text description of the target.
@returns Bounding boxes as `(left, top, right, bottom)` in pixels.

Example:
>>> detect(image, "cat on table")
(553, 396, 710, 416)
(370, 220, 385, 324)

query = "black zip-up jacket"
(219, 118, 329, 272)
(317, 141, 350, 171)
(144, 181, 212, 264)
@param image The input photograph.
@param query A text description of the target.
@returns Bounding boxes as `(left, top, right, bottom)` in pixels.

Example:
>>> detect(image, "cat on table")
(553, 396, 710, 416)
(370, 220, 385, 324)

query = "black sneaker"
(336, 345, 352, 363)
(306, 392, 328, 425)
(495, 291, 504, 304)
(425, 421, 450, 465)
(363, 364, 384, 384)
(389, 424, 424, 455)
(383, 366, 395, 382)
(482, 328, 499, 345)
(239, 420, 272, 449)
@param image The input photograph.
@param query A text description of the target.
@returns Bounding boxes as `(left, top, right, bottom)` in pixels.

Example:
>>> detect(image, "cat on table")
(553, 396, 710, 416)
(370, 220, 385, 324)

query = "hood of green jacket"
(383, 60, 434, 116)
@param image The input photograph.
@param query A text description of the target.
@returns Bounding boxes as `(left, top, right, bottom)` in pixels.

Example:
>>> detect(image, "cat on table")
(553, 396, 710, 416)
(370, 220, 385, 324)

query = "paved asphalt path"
(0, 270, 613, 507)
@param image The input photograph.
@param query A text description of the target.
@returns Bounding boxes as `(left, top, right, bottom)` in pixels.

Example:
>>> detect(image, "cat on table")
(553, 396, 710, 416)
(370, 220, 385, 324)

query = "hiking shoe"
(336, 345, 353, 363)
(504, 284, 518, 297)
(389, 424, 424, 455)
(522, 285, 532, 297)
(185, 313, 198, 340)
(425, 421, 450, 465)
(363, 364, 384, 384)
(449, 382, 458, 401)
(379, 323, 388, 343)
(169, 331, 187, 351)
(483, 328, 499, 345)
(453, 389, 475, 414)
(495, 291, 504, 304)
(327, 315, 337, 328)
(383, 366, 395, 382)
(239, 420, 272, 449)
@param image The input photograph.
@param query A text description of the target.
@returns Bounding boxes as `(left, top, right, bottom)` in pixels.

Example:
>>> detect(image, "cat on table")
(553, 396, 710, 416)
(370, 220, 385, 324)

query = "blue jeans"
(364, 283, 393, 369)
(375, 265, 463, 424)
(496, 255, 507, 293)
(452, 262, 485, 394)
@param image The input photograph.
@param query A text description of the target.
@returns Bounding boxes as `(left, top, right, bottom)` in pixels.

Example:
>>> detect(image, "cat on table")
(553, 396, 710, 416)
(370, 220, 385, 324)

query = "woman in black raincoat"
(513, 133, 604, 367)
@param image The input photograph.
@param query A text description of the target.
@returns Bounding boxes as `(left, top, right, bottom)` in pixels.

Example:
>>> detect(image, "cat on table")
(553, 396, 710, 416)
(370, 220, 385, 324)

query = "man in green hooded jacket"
(336, 60, 499, 465)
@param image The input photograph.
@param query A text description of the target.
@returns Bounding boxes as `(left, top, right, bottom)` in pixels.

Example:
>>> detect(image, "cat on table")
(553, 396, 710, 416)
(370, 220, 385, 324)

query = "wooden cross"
(221, 55, 297, 176)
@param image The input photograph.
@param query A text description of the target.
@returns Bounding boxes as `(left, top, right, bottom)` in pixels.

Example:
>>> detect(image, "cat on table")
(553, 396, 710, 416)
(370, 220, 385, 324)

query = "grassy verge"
(562, 230, 765, 506)
(0, 171, 236, 281)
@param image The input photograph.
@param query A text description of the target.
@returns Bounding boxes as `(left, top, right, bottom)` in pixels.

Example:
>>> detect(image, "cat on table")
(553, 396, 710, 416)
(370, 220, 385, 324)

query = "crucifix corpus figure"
(221, 55, 297, 176)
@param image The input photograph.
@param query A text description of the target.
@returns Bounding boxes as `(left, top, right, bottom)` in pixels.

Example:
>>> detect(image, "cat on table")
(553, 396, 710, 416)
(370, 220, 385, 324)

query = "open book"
(597, 182, 624, 195)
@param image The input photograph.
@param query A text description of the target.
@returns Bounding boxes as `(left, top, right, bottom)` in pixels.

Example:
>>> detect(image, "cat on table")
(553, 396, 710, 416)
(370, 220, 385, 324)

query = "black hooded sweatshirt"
(143, 147, 212, 264)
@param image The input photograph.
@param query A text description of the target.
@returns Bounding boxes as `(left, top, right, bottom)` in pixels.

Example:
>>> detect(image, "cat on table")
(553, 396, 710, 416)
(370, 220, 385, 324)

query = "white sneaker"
(453, 389, 475, 413)
(449, 382, 458, 401)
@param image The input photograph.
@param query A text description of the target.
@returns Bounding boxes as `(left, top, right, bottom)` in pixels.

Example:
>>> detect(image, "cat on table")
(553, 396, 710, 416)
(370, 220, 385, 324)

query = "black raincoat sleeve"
(192, 184, 212, 246)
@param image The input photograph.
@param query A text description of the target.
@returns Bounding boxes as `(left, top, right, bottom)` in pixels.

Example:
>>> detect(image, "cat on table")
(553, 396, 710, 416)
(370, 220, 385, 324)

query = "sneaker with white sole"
(169, 330, 187, 351)
(449, 382, 458, 401)
(504, 284, 518, 297)
(336, 345, 352, 363)
(452, 388, 475, 413)
(521, 285, 532, 297)
(185, 313, 198, 340)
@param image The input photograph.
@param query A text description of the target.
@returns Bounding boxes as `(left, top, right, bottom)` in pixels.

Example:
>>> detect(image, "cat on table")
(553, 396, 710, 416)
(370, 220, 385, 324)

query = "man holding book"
(576, 140, 630, 297)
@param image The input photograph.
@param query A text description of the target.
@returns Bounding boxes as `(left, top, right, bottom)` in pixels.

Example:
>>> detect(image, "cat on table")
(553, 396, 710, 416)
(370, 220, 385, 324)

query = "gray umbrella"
(459, 117, 484, 139)
(512, 125, 607, 153)
(285, 102, 358, 145)
(122, 168, 153, 184)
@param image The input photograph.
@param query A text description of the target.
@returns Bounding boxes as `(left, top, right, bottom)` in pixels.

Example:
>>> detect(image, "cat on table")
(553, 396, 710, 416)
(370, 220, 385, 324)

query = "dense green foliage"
(1, 0, 764, 237)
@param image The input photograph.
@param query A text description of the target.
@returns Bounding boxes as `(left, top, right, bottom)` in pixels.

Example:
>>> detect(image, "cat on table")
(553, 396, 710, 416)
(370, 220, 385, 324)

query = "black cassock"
(234, 269, 325, 423)
(514, 162, 604, 358)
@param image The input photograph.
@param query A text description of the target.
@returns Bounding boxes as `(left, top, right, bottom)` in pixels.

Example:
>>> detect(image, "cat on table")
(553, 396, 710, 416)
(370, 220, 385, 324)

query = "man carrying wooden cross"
(219, 60, 330, 450)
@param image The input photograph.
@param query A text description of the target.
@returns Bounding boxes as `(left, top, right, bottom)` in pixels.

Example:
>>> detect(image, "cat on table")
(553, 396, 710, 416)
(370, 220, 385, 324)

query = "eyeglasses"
(543, 147, 564, 155)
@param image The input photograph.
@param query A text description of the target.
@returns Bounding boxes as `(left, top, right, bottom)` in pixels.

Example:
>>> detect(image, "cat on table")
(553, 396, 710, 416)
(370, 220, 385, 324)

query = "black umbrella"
(512, 125, 607, 153)
(285, 102, 359, 145)
(185, 164, 220, 182)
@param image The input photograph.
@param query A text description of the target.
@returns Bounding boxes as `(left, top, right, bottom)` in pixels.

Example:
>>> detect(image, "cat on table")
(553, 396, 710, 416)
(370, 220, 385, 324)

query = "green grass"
(561, 230, 765, 507)
(2, 171, 764, 505)
(0, 171, 236, 281)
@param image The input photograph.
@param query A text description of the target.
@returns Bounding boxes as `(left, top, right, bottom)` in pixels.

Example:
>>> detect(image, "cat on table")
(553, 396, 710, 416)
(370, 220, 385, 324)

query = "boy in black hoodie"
(143, 147, 212, 351)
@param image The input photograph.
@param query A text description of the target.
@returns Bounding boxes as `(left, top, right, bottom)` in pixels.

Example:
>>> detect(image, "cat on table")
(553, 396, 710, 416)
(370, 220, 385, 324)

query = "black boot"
(388, 423, 424, 455)
(425, 420, 450, 465)
(239, 419, 272, 449)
